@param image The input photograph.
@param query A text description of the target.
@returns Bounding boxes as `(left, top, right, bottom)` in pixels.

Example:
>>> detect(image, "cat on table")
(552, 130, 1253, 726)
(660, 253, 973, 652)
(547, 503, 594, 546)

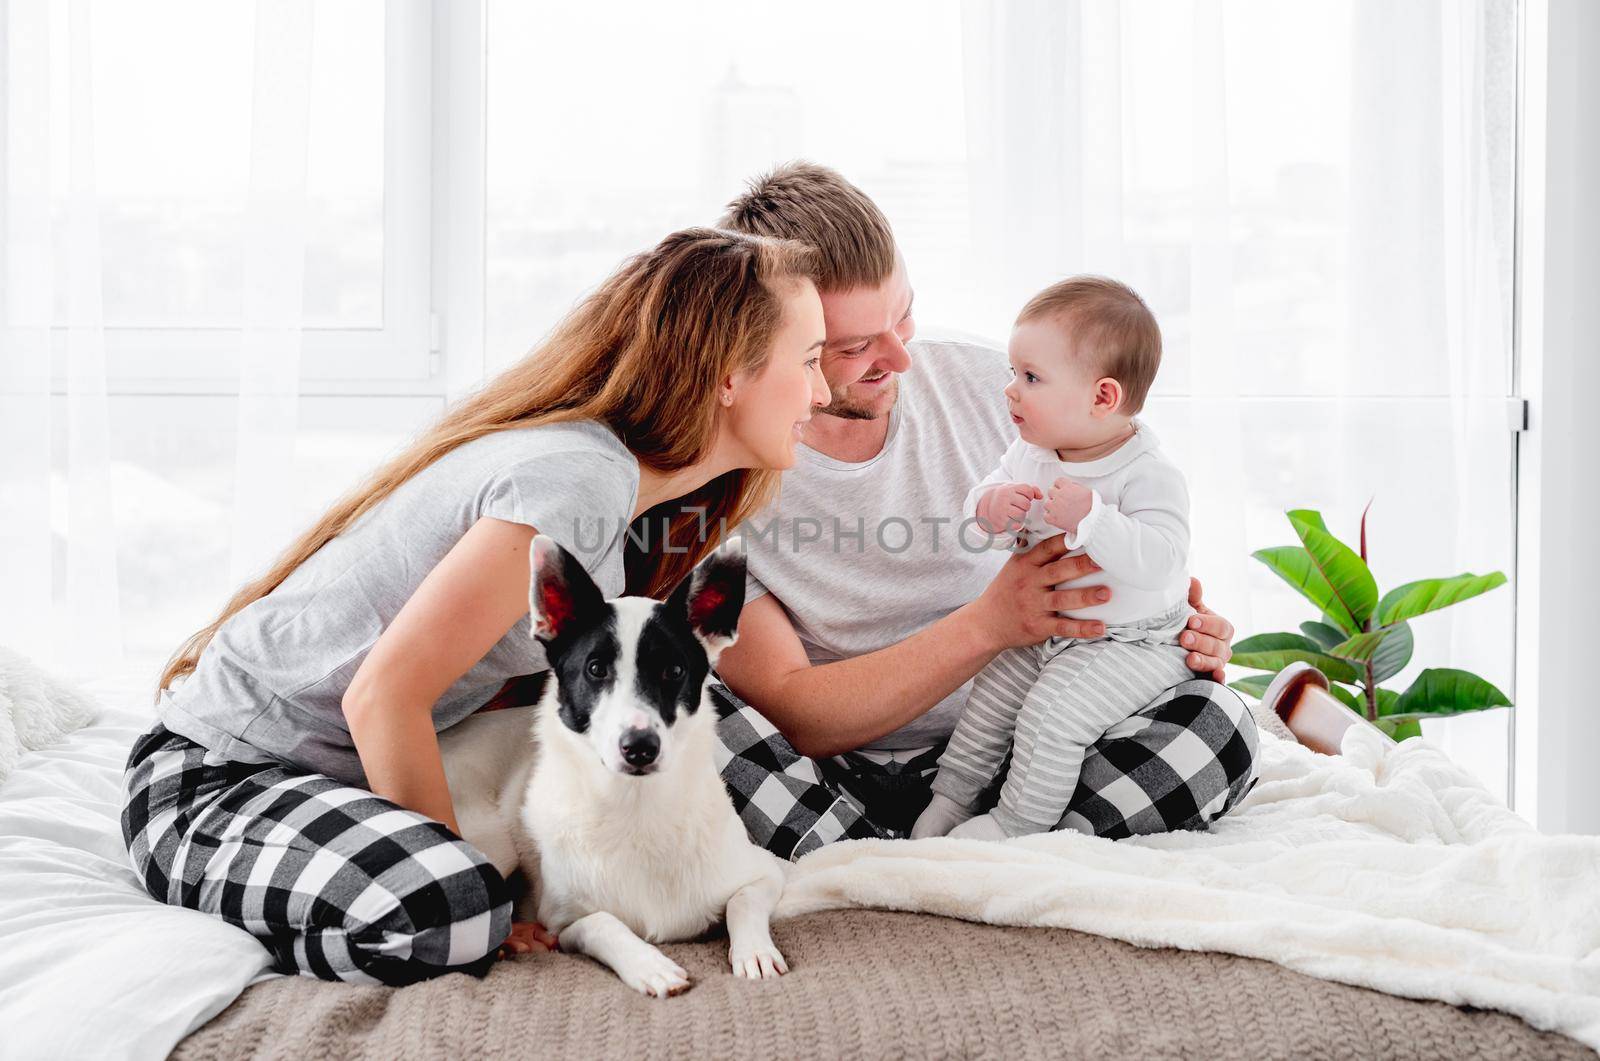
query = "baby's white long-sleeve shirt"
(961, 419, 1190, 627)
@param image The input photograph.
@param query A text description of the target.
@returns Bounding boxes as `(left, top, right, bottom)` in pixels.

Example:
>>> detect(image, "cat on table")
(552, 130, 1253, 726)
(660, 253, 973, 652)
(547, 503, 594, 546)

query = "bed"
(2, 672, 1594, 1060)
(171, 906, 1591, 1060)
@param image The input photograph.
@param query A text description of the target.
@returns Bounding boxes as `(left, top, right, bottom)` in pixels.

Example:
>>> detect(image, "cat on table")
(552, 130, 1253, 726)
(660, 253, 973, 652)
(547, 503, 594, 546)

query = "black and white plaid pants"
(711, 677, 1260, 862)
(119, 676, 1258, 985)
(120, 723, 512, 986)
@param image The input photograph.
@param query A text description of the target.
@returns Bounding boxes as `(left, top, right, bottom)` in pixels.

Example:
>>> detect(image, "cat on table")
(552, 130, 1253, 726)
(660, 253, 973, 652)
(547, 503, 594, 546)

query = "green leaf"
(1375, 712, 1434, 725)
(1299, 621, 1346, 651)
(1228, 675, 1274, 700)
(1327, 622, 1414, 685)
(1327, 684, 1364, 713)
(1233, 632, 1319, 656)
(1390, 669, 1512, 718)
(1252, 546, 1361, 635)
(1375, 717, 1424, 741)
(1287, 510, 1379, 631)
(1327, 629, 1386, 660)
(1294, 510, 1333, 534)
(1370, 624, 1414, 684)
(1333, 684, 1400, 721)
(1230, 633, 1361, 684)
(1376, 573, 1508, 626)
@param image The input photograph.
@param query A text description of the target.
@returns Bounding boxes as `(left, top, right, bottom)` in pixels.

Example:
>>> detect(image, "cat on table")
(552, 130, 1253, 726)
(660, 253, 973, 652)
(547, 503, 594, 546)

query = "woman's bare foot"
(497, 920, 559, 958)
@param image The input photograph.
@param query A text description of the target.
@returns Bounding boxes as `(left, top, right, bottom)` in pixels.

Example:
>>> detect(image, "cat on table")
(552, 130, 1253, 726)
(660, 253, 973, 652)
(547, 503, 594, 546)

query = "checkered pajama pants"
(120, 724, 512, 986)
(119, 678, 1259, 985)
(711, 677, 1260, 862)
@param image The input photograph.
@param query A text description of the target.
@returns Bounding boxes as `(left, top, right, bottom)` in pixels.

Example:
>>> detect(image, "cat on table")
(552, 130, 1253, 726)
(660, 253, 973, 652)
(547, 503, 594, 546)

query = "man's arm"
(716, 537, 1108, 758)
(715, 594, 995, 758)
(717, 560, 1238, 759)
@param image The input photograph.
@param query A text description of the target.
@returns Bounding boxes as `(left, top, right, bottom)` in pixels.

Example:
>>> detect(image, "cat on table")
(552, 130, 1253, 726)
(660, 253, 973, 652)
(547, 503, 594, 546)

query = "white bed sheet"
(0, 686, 278, 1061)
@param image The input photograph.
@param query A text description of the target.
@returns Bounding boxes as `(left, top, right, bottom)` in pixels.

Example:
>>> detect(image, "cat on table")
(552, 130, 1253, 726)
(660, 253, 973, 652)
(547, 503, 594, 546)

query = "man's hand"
(1042, 478, 1094, 534)
(975, 482, 1042, 535)
(1183, 578, 1234, 681)
(969, 534, 1109, 650)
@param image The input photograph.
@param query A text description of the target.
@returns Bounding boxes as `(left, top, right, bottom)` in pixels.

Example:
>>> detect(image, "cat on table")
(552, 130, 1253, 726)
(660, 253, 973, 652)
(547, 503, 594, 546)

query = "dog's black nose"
(620, 728, 660, 768)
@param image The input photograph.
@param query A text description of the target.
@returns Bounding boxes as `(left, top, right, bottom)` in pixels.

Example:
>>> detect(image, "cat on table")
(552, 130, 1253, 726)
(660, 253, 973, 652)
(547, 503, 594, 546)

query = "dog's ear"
(528, 534, 605, 644)
(665, 538, 747, 663)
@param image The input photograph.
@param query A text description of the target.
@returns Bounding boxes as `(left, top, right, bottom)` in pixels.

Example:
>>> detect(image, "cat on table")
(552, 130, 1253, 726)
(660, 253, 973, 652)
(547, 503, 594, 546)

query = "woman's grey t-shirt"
(158, 419, 639, 787)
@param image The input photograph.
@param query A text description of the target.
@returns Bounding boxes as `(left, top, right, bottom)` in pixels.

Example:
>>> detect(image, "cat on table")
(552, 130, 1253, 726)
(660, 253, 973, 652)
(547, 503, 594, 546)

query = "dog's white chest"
(446, 538, 791, 996)
(525, 773, 740, 942)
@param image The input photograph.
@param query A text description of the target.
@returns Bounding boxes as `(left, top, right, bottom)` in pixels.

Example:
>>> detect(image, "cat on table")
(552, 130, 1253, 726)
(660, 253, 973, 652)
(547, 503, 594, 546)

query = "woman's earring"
(721, 394, 732, 406)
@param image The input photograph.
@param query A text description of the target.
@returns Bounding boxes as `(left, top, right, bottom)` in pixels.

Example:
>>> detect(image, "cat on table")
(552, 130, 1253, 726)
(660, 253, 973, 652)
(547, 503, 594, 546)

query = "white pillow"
(0, 646, 103, 787)
(0, 695, 278, 1059)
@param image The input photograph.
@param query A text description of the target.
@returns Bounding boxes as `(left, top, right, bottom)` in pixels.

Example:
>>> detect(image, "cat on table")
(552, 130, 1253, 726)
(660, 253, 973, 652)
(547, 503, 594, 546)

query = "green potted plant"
(1229, 507, 1511, 740)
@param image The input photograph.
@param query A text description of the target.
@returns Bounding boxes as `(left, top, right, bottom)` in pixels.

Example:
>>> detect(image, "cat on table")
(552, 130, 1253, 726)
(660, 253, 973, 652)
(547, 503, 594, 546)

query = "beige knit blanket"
(174, 908, 1590, 1059)
(172, 708, 1595, 1059)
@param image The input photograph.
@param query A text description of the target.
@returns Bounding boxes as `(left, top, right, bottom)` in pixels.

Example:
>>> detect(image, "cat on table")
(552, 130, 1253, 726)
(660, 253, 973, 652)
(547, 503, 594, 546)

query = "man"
(709, 162, 1257, 861)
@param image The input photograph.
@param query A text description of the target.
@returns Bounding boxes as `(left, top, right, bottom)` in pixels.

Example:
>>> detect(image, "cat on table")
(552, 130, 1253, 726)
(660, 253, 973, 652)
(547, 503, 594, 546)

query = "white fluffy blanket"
(777, 727, 1600, 1051)
(0, 646, 101, 787)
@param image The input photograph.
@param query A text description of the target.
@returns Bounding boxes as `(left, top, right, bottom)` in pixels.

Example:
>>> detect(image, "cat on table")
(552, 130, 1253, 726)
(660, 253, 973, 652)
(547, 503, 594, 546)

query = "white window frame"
(53, 0, 436, 395)
(1511, 0, 1600, 835)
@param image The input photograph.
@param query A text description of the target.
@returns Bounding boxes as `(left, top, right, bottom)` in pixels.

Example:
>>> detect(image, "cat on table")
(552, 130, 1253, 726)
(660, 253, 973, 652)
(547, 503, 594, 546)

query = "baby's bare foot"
(911, 793, 976, 839)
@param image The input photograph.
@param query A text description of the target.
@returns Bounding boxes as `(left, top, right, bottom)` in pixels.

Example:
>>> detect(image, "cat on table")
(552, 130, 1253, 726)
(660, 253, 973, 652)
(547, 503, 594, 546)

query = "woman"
(120, 228, 830, 986)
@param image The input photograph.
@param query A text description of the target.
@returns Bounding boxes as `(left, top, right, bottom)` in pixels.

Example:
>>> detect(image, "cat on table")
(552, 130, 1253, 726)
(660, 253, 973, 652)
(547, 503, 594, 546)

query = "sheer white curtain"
(954, 0, 1515, 795)
(481, 0, 1514, 795)
(2, 0, 1519, 795)
(3, 0, 120, 677)
(0, 0, 313, 681)
(231, 1, 313, 588)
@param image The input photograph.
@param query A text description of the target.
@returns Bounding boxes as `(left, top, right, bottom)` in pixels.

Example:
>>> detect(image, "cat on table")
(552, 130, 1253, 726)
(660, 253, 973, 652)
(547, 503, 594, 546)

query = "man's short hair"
(717, 161, 896, 293)
(1018, 276, 1163, 415)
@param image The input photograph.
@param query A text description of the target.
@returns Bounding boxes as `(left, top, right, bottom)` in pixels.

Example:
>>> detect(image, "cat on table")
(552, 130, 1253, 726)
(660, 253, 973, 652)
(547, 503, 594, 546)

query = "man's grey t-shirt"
(739, 332, 1014, 753)
(158, 419, 640, 787)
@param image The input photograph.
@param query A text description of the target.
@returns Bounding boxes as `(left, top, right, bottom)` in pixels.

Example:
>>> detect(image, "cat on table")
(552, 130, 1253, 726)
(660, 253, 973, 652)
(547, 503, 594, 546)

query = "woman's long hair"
(157, 227, 817, 696)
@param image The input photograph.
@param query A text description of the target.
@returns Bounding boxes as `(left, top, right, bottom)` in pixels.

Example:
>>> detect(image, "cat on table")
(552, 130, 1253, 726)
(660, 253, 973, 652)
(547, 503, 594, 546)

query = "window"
(482, 0, 1519, 801)
(8, 1, 1523, 806)
(51, 0, 432, 390)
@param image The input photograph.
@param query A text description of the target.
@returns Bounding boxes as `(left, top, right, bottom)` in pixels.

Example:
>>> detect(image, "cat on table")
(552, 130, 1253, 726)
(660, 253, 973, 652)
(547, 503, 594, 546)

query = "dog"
(439, 533, 790, 997)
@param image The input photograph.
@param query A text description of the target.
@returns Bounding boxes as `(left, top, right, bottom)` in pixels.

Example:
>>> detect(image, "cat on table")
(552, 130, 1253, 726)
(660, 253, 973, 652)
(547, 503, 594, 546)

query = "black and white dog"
(439, 534, 789, 997)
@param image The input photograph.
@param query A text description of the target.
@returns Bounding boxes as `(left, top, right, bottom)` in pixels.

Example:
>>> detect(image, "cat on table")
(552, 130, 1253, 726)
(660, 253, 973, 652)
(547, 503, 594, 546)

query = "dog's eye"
(663, 664, 684, 683)
(585, 659, 609, 681)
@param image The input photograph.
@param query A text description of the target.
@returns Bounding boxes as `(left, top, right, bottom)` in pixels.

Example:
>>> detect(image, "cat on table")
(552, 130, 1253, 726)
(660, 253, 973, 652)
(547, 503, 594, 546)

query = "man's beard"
(820, 376, 898, 421)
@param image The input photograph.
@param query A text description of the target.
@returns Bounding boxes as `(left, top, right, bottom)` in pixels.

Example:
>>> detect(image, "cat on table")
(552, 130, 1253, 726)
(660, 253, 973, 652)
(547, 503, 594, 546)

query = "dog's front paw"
(617, 945, 692, 998)
(730, 939, 788, 980)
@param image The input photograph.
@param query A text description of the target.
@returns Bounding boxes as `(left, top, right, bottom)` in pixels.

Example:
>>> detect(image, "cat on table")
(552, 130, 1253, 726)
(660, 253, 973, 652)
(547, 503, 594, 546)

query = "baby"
(912, 276, 1195, 843)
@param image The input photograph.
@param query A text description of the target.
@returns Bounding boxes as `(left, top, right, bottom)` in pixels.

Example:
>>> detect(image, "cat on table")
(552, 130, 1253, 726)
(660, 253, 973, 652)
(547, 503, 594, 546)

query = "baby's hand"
(1043, 478, 1094, 534)
(975, 482, 1041, 535)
